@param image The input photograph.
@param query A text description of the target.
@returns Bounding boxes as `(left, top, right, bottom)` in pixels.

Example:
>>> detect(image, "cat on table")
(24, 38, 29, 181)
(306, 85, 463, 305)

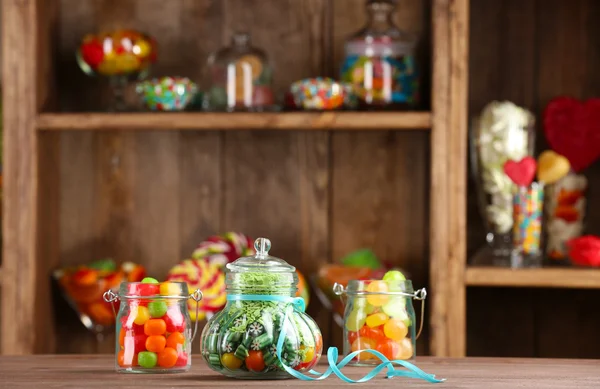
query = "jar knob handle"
(254, 238, 271, 257)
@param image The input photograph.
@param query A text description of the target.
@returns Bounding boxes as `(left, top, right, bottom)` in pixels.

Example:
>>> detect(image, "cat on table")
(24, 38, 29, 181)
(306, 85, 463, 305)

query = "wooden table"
(1, 356, 599, 388)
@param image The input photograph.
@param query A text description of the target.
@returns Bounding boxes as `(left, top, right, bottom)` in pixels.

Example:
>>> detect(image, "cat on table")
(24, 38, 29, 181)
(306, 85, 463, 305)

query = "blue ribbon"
(226, 294, 444, 384)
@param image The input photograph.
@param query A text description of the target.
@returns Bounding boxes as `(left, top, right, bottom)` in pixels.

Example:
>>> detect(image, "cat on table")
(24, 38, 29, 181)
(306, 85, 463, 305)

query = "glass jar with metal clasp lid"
(103, 282, 203, 373)
(333, 278, 426, 365)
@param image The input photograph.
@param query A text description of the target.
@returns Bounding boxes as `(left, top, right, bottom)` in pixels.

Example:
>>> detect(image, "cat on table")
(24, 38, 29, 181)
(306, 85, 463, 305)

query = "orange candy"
(144, 319, 166, 336)
(158, 347, 178, 368)
(166, 332, 185, 350)
(376, 339, 401, 360)
(118, 350, 138, 367)
(146, 335, 166, 353)
(119, 328, 126, 347)
(351, 337, 377, 361)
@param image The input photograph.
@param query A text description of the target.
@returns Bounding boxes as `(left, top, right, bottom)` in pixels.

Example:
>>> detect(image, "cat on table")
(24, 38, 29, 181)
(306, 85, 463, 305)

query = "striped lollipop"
(166, 259, 226, 321)
(192, 232, 254, 268)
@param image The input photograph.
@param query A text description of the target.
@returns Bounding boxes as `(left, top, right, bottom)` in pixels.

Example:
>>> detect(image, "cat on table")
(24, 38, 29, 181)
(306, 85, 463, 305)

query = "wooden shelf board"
(466, 266, 600, 289)
(36, 111, 432, 131)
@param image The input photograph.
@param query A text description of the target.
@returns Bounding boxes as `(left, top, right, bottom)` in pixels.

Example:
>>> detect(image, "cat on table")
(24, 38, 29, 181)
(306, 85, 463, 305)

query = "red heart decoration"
(544, 97, 600, 172)
(567, 235, 600, 267)
(503, 157, 537, 186)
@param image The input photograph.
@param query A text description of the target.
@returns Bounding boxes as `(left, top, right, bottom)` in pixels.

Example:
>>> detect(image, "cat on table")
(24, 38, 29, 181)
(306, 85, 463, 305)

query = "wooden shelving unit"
(37, 112, 432, 131)
(2, 0, 467, 357)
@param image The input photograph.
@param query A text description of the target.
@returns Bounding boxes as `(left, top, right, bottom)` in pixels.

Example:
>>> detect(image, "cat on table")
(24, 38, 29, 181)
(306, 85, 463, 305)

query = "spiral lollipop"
(192, 232, 254, 268)
(166, 259, 226, 321)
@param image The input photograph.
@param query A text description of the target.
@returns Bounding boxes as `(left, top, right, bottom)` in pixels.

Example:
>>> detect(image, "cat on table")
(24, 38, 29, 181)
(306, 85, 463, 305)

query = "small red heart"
(503, 157, 537, 186)
(544, 97, 600, 172)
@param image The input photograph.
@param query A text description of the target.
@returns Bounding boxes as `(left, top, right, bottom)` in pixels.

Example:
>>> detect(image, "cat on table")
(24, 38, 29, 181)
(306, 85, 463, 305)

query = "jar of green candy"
(200, 238, 323, 379)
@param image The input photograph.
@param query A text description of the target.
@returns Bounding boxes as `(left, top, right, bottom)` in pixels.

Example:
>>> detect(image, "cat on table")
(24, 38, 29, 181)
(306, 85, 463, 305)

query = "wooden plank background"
(53, 0, 431, 353)
(467, 0, 600, 358)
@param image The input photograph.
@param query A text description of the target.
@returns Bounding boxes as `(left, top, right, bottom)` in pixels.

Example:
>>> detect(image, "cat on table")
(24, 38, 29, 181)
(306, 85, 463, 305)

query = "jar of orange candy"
(104, 278, 202, 373)
(333, 271, 426, 364)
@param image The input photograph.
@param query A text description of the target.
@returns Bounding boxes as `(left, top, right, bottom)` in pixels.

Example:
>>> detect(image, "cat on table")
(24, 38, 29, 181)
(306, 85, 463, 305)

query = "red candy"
(174, 352, 188, 367)
(164, 306, 185, 333)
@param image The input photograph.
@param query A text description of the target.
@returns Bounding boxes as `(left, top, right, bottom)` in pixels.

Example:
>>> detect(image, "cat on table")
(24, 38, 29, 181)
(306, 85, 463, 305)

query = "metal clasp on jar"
(333, 283, 427, 339)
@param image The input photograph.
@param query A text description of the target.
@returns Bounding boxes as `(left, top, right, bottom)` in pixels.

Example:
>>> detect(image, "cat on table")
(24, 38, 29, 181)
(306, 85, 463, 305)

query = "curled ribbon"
(226, 294, 444, 384)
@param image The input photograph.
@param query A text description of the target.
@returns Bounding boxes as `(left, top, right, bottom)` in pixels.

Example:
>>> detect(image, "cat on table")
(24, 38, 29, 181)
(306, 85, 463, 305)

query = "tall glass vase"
(470, 102, 535, 258)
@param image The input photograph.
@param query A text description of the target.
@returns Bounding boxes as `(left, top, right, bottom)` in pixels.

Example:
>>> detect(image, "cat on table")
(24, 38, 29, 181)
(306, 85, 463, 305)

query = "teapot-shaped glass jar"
(203, 32, 275, 112)
(201, 238, 323, 379)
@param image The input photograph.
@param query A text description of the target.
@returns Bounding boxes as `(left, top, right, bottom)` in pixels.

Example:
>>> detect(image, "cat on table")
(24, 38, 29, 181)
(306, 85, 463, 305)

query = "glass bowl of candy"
(136, 77, 198, 111)
(202, 32, 275, 112)
(105, 278, 202, 373)
(201, 238, 323, 379)
(334, 271, 426, 364)
(289, 77, 353, 111)
(76, 29, 157, 111)
(54, 259, 146, 338)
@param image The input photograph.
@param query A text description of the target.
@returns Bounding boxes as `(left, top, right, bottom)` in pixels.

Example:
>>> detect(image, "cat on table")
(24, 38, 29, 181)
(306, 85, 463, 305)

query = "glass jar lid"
(226, 238, 296, 273)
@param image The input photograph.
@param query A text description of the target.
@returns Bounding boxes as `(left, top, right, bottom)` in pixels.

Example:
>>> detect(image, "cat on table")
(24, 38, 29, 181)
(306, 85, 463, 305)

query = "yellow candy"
(133, 306, 150, 325)
(134, 39, 152, 58)
(537, 150, 571, 184)
(366, 281, 389, 307)
(397, 338, 413, 360)
(366, 312, 389, 328)
(159, 282, 180, 296)
(383, 318, 408, 341)
(115, 53, 140, 74)
(97, 58, 118, 76)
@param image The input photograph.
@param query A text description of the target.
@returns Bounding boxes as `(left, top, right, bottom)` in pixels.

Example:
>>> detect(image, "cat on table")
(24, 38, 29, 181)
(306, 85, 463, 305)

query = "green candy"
(142, 277, 159, 284)
(148, 300, 168, 318)
(138, 351, 157, 368)
(340, 249, 381, 270)
(345, 309, 367, 332)
(88, 258, 116, 271)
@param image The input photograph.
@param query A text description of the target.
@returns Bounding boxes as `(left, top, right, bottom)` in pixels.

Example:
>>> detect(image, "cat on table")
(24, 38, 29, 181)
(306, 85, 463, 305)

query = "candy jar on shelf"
(200, 238, 322, 379)
(340, 0, 420, 109)
(203, 33, 275, 112)
(77, 30, 157, 111)
(470, 101, 536, 260)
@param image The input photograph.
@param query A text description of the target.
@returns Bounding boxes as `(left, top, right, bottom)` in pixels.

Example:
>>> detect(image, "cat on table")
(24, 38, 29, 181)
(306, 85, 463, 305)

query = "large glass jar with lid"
(200, 238, 323, 379)
(340, 0, 420, 109)
(203, 33, 275, 112)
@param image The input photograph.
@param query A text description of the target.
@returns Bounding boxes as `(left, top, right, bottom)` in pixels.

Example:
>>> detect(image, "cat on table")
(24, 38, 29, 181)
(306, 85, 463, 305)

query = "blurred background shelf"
(466, 267, 600, 289)
(36, 112, 432, 131)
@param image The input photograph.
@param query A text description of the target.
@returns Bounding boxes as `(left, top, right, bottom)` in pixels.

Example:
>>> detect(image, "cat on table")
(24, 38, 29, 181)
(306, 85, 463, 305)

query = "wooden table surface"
(1, 355, 599, 388)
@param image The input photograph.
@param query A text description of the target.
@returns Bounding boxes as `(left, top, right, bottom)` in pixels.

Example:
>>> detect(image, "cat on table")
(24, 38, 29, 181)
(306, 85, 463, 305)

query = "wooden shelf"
(466, 266, 600, 289)
(36, 111, 432, 131)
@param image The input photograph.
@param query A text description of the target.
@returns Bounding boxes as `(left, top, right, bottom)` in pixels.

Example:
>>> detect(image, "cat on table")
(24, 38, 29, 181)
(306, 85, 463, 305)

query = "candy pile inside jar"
(201, 238, 323, 379)
(344, 271, 414, 362)
(117, 278, 192, 372)
(77, 29, 157, 77)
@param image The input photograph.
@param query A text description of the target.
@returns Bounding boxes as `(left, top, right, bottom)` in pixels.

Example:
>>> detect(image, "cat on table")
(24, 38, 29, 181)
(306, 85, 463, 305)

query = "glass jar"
(334, 279, 426, 364)
(340, 0, 420, 109)
(511, 182, 544, 267)
(200, 238, 323, 379)
(104, 282, 202, 373)
(203, 33, 275, 112)
(470, 102, 536, 259)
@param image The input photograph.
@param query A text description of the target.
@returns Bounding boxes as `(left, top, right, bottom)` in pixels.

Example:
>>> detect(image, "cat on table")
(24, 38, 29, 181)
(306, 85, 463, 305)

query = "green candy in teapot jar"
(200, 238, 323, 379)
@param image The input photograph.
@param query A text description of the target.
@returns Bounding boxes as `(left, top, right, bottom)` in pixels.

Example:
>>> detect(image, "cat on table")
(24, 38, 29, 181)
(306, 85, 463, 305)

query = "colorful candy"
(343, 271, 416, 363)
(116, 280, 192, 372)
(513, 183, 544, 255)
(77, 30, 157, 77)
(289, 77, 348, 111)
(136, 77, 198, 112)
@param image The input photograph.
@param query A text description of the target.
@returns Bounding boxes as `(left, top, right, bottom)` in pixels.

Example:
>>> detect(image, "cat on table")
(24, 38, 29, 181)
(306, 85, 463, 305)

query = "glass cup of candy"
(104, 279, 202, 373)
(53, 260, 146, 345)
(334, 274, 426, 364)
(76, 29, 157, 111)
